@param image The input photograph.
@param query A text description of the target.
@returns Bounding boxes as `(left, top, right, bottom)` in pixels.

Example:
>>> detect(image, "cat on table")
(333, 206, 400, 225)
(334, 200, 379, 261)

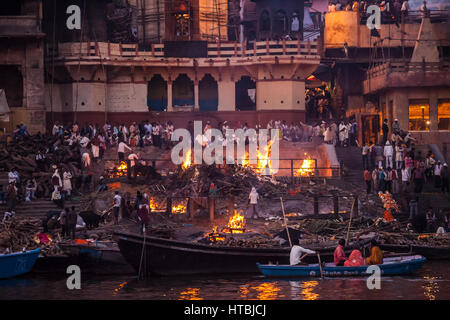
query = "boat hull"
(0, 248, 41, 279)
(114, 231, 372, 276)
(257, 255, 427, 277)
(380, 244, 450, 260)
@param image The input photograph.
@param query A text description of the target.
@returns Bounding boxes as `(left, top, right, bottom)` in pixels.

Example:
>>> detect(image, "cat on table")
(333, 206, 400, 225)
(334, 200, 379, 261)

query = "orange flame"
(172, 203, 187, 214)
(296, 153, 315, 177)
(181, 149, 192, 170)
(226, 210, 246, 233)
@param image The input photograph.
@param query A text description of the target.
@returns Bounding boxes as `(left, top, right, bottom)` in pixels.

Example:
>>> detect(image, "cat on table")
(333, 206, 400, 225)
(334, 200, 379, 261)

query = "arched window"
(147, 74, 167, 111)
(199, 74, 218, 111)
(260, 10, 271, 32)
(273, 10, 288, 37)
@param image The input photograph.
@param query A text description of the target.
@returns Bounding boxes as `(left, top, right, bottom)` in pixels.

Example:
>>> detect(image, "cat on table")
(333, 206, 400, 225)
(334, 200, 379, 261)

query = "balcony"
(363, 60, 450, 94)
(0, 15, 44, 38)
(47, 39, 320, 67)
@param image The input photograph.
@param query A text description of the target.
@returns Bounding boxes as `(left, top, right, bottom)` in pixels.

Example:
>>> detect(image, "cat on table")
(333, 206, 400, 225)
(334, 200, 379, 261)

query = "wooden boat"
(114, 231, 373, 276)
(59, 240, 125, 264)
(57, 240, 135, 274)
(380, 243, 450, 260)
(0, 248, 41, 279)
(257, 255, 427, 278)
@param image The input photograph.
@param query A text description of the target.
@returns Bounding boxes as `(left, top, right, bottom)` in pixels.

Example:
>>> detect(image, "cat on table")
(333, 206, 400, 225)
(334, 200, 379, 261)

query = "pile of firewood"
(0, 134, 83, 198)
(163, 164, 288, 199)
(0, 217, 62, 255)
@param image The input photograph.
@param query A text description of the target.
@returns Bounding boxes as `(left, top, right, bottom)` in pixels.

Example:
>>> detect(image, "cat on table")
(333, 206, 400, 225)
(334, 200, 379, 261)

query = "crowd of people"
(327, 0, 421, 24)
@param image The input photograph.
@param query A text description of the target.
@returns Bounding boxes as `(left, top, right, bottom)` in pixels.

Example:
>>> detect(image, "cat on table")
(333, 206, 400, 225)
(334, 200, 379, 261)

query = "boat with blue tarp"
(257, 255, 427, 277)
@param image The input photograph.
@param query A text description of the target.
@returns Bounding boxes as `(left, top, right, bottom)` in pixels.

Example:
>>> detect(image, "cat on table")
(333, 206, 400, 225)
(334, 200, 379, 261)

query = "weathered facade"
(323, 10, 450, 149)
(0, 0, 46, 133)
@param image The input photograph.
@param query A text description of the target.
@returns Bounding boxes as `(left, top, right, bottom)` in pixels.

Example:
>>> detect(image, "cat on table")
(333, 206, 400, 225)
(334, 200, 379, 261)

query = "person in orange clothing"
(344, 249, 366, 266)
(366, 240, 384, 265)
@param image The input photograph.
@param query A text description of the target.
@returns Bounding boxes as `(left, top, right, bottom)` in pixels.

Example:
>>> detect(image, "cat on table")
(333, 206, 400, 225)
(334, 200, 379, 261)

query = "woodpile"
(0, 134, 84, 197)
(164, 164, 288, 199)
(0, 217, 62, 255)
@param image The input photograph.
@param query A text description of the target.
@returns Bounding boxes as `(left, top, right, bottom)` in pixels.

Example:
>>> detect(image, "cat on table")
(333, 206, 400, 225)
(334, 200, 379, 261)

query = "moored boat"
(114, 231, 373, 276)
(57, 240, 134, 274)
(0, 248, 41, 279)
(379, 243, 450, 260)
(257, 255, 427, 277)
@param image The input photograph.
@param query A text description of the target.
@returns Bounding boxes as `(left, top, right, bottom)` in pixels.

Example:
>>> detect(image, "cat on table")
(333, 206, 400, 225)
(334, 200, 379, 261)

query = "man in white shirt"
(248, 187, 260, 219)
(113, 191, 121, 225)
(80, 135, 90, 148)
(128, 152, 140, 178)
(401, 167, 410, 192)
(118, 141, 132, 161)
(290, 240, 316, 265)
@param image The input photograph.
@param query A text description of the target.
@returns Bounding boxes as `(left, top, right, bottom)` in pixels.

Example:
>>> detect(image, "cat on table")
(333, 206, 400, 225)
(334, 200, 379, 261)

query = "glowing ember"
(295, 153, 315, 177)
(225, 210, 246, 233)
(207, 226, 226, 242)
(172, 203, 187, 214)
(149, 197, 158, 211)
(181, 149, 192, 170)
(108, 161, 128, 178)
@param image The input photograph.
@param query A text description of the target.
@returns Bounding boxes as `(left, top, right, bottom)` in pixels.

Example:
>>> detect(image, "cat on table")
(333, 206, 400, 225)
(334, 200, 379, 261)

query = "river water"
(0, 261, 448, 300)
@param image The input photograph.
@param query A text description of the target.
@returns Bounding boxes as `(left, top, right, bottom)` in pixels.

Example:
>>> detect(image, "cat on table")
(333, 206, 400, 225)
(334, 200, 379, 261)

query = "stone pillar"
(429, 90, 438, 131)
(167, 80, 173, 112)
(393, 90, 409, 132)
(217, 80, 235, 111)
(194, 80, 199, 111)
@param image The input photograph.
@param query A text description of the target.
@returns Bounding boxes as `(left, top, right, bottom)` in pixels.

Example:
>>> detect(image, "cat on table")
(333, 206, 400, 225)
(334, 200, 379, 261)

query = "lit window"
(409, 100, 430, 131)
(438, 100, 450, 130)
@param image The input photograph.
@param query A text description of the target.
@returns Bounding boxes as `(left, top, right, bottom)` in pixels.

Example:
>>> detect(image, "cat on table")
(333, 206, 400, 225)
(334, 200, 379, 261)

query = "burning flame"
(255, 139, 275, 174)
(296, 153, 315, 177)
(172, 203, 187, 214)
(181, 149, 192, 170)
(109, 161, 128, 178)
(149, 197, 158, 211)
(226, 210, 246, 233)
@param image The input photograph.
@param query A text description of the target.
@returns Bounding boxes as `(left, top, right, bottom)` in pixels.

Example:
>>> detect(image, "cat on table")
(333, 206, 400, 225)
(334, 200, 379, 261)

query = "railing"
(103, 157, 341, 187)
(51, 40, 319, 59)
(206, 39, 318, 58)
(55, 41, 164, 58)
(366, 60, 450, 79)
(0, 15, 41, 35)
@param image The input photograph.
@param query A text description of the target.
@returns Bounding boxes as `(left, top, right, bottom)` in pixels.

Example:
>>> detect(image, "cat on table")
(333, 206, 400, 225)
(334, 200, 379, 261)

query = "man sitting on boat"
(366, 240, 383, 265)
(290, 239, 316, 265)
(334, 239, 347, 266)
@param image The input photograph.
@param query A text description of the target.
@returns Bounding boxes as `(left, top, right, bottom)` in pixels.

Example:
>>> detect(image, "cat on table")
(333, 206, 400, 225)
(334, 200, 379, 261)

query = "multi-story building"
(0, 0, 45, 133)
(42, 0, 319, 129)
(323, 9, 450, 152)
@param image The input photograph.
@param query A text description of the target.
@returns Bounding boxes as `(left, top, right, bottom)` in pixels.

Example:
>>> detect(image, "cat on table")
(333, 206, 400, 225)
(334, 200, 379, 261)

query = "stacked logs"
(164, 164, 288, 199)
(0, 134, 83, 198)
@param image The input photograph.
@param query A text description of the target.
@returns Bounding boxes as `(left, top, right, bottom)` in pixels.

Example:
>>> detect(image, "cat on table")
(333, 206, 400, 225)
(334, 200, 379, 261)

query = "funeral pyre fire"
(109, 161, 128, 178)
(171, 202, 187, 214)
(206, 211, 247, 242)
(181, 149, 192, 170)
(238, 139, 277, 174)
(295, 153, 315, 177)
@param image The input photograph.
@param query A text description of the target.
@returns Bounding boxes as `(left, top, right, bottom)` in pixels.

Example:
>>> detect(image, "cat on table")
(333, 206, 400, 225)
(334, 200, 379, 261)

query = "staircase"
(0, 199, 84, 219)
(334, 146, 365, 188)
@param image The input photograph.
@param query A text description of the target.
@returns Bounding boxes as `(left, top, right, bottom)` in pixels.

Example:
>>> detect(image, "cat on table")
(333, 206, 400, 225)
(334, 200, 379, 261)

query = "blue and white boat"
(0, 248, 41, 279)
(257, 255, 426, 277)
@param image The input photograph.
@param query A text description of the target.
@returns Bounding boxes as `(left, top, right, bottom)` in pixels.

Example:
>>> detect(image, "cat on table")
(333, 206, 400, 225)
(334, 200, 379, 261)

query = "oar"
(316, 252, 324, 279)
(345, 197, 356, 246)
(280, 197, 292, 247)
